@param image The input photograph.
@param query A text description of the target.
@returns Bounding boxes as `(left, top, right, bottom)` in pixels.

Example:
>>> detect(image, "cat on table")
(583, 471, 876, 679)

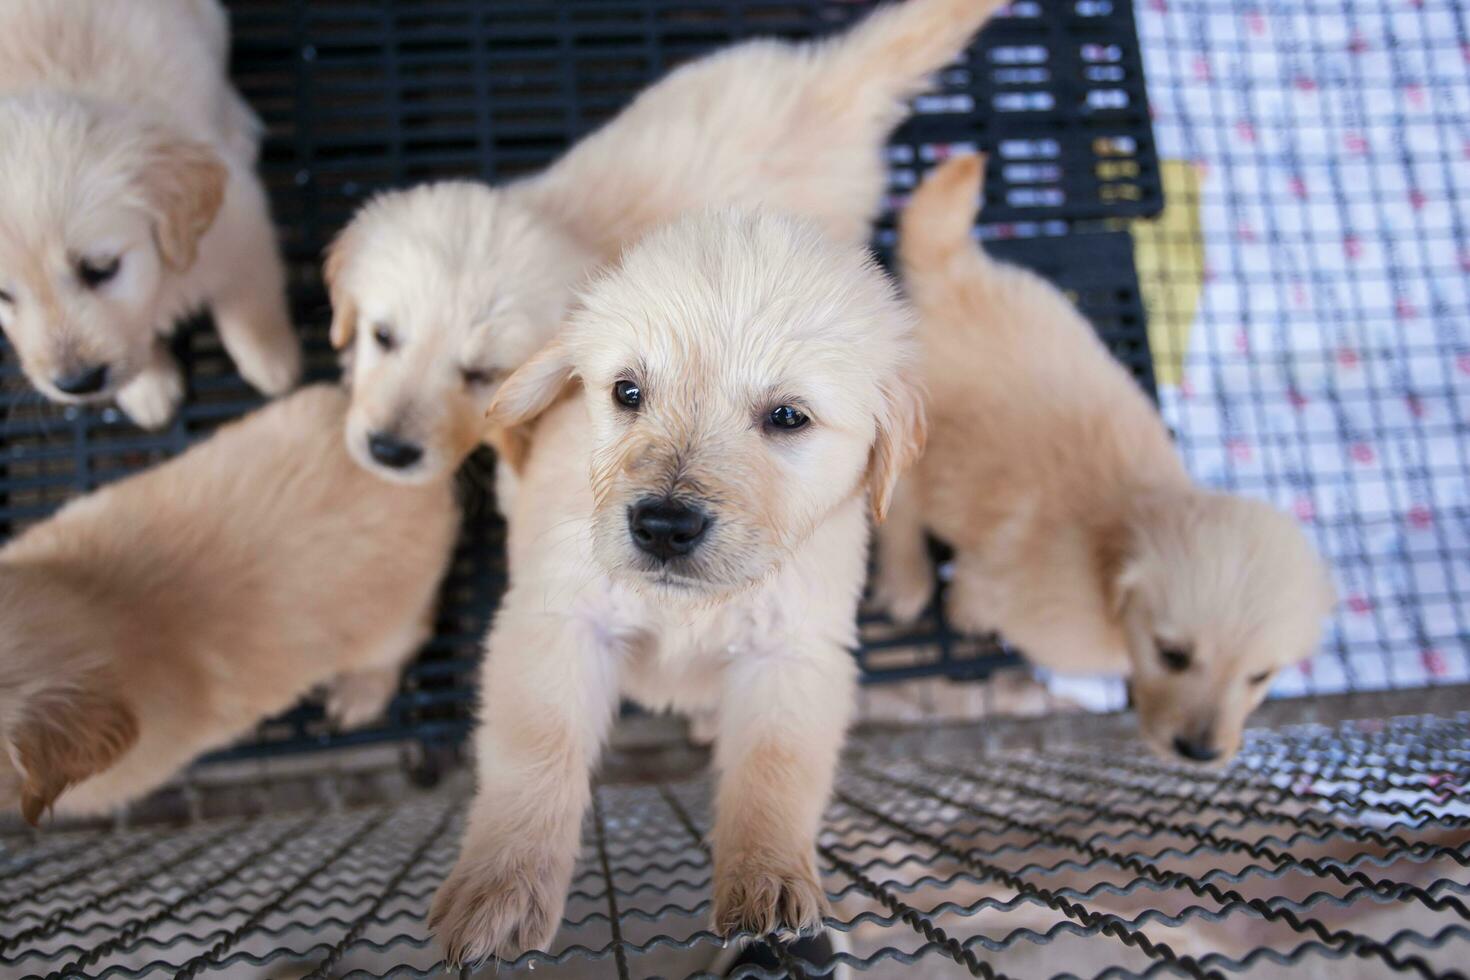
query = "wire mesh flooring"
(3, 690, 1467, 979)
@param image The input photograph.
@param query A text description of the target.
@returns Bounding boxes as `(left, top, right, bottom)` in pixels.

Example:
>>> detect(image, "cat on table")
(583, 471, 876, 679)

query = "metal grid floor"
(4, 694, 1467, 978)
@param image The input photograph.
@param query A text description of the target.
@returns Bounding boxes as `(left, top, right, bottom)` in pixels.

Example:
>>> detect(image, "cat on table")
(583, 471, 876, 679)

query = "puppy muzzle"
(628, 497, 711, 563)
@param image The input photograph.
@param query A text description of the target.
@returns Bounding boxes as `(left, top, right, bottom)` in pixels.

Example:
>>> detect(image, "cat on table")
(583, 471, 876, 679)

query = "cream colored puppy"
(0, 0, 300, 429)
(326, 0, 1004, 484)
(0, 386, 457, 823)
(428, 210, 924, 964)
(874, 156, 1336, 764)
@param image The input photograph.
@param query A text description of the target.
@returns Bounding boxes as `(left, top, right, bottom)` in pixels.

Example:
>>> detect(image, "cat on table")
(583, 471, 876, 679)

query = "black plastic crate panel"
(3, 704, 1467, 978)
(229, 0, 1162, 266)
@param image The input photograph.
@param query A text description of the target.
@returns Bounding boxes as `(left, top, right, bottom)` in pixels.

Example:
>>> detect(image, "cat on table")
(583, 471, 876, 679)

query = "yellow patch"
(1131, 160, 1205, 389)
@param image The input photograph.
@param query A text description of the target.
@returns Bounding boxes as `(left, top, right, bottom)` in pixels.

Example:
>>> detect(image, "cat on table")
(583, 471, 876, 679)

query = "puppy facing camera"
(875, 154, 1336, 766)
(429, 208, 923, 965)
(491, 209, 924, 602)
(0, 0, 300, 429)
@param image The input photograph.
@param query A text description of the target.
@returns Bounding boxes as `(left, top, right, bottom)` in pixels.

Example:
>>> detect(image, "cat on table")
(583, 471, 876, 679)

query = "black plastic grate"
(231, 0, 1162, 269)
(3, 696, 1467, 978)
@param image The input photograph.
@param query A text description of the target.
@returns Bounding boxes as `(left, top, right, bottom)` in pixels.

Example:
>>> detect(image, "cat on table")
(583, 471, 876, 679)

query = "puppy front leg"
(116, 340, 185, 430)
(711, 646, 855, 937)
(431, 604, 620, 966)
(207, 171, 301, 397)
(872, 477, 934, 622)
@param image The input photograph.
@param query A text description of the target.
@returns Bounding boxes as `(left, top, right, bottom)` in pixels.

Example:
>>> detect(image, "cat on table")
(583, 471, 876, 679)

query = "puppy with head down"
(0, 386, 457, 822)
(874, 156, 1336, 764)
(324, 0, 1006, 485)
(428, 209, 924, 964)
(0, 0, 299, 428)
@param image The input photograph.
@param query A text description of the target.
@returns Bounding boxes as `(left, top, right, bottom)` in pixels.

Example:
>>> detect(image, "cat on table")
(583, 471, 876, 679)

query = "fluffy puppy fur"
(428, 210, 925, 965)
(325, 0, 1005, 485)
(874, 156, 1336, 764)
(0, 386, 458, 822)
(0, 0, 299, 429)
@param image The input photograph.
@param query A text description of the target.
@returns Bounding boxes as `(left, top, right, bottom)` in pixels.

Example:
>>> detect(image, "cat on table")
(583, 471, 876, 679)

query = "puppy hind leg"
(945, 554, 1003, 637)
(430, 601, 621, 966)
(710, 644, 856, 938)
(116, 340, 186, 430)
(871, 477, 935, 623)
(323, 667, 401, 730)
(208, 171, 301, 397)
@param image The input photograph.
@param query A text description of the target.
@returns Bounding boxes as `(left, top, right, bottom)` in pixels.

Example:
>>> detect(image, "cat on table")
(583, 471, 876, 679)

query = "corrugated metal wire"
(4, 698, 1466, 978)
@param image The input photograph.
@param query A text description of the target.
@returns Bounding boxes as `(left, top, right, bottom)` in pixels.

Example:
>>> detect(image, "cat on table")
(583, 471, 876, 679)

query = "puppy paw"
(430, 851, 568, 967)
(944, 589, 1000, 637)
(233, 325, 302, 397)
(872, 564, 934, 623)
(324, 668, 399, 730)
(712, 855, 828, 937)
(116, 360, 185, 430)
(686, 708, 720, 747)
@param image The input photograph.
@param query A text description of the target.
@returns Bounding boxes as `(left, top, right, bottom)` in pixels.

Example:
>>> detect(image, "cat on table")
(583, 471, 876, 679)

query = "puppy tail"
(2, 674, 138, 826)
(823, 0, 1013, 104)
(899, 152, 986, 273)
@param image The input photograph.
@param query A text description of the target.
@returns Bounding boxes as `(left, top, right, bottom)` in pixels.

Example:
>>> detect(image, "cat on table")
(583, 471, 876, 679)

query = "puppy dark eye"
(0, 288, 12, 304)
(1248, 670, 1272, 686)
(614, 379, 642, 408)
(461, 366, 499, 387)
(373, 324, 396, 352)
(767, 405, 809, 431)
(78, 256, 120, 288)
(1158, 644, 1192, 672)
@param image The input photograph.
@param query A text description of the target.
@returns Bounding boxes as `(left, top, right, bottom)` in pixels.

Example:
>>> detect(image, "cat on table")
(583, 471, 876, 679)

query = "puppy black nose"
(629, 498, 710, 561)
(367, 432, 424, 469)
(1172, 735, 1221, 763)
(53, 363, 109, 395)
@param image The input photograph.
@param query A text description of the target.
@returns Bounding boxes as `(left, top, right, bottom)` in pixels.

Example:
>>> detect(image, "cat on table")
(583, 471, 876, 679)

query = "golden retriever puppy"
(428, 210, 924, 964)
(0, 385, 457, 823)
(874, 155, 1335, 764)
(0, 0, 300, 429)
(325, 0, 1004, 485)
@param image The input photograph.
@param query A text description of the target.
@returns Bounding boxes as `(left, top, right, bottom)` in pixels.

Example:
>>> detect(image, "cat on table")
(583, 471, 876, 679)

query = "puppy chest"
(616, 594, 792, 712)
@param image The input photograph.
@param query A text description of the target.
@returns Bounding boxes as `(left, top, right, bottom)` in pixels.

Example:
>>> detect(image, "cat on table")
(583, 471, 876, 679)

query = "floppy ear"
(323, 224, 362, 350)
(138, 132, 229, 272)
(1109, 555, 1148, 617)
(1089, 517, 1135, 616)
(10, 685, 138, 826)
(866, 370, 928, 524)
(485, 337, 578, 472)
